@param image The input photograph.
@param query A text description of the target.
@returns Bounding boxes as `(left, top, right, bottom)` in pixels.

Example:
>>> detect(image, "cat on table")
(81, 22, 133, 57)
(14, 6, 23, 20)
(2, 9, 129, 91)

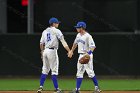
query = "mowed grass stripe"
(0, 79, 140, 91)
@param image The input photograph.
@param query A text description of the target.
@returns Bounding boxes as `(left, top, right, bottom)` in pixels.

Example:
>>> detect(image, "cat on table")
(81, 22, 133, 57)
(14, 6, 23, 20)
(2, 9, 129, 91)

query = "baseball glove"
(79, 54, 90, 64)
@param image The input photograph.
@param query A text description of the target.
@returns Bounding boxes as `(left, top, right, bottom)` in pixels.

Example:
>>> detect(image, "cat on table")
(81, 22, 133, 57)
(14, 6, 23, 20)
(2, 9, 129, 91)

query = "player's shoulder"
(42, 27, 50, 34)
(77, 33, 80, 36)
(76, 33, 81, 38)
(42, 28, 47, 34)
(52, 27, 62, 33)
(86, 32, 92, 37)
(76, 32, 91, 37)
(44, 27, 62, 34)
(50, 27, 58, 30)
(85, 32, 94, 39)
(56, 28, 61, 32)
(85, 32, 91, 36)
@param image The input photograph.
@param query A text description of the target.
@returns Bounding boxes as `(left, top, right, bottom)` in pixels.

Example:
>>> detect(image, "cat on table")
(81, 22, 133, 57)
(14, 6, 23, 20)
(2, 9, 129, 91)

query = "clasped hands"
(68, 50, 73, 58)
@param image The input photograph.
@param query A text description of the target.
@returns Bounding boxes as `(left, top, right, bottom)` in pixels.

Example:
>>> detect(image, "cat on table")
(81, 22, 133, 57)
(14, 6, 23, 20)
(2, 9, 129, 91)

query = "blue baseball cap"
(74, 21, 86, 29)
(49, 17, 60, 24)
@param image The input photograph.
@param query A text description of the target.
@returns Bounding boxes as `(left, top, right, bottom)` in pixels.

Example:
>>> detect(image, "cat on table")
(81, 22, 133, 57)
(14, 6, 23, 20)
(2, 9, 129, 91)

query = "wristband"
(87, 50, 92, 55)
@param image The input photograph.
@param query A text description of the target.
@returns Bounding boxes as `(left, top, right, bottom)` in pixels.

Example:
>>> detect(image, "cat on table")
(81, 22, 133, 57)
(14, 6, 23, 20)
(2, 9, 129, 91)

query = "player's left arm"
(87, 35, 96, 55)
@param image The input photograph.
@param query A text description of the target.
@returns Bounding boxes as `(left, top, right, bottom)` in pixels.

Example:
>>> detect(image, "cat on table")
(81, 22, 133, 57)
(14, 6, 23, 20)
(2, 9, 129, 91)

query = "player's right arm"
(68, 35, 78, 58)
(71, 43, 77, 53)
(56, 29, 70, 52)
(71, 34, 78, 52)
(40, 32, 45, 58)
(68, 43, 77, 58)
(60, 36, 70, 52)
(40, 43, 45, 52)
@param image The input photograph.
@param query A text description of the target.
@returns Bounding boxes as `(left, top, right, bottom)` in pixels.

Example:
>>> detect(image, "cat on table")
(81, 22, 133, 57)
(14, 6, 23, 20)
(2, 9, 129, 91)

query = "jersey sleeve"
(88, 35, 96, 48)
(40, 32, 45, 44)
(56, 29, 63, 40)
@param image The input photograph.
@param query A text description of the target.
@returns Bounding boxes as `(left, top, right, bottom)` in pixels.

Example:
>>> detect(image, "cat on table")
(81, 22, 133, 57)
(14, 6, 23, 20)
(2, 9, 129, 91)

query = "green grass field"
(0, 78, 140, 91)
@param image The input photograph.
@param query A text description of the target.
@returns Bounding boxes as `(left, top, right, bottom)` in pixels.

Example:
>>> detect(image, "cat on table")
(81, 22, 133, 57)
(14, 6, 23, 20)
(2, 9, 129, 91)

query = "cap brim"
(74, 26, 81, 28)
(57, 21, 61, 23)
(54, 21, 61, 24)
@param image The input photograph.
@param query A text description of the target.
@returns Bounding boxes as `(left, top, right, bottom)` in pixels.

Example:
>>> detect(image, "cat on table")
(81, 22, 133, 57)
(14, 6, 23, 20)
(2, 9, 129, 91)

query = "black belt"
(48, 48, 54, 50)
(79, 53, 85, 55)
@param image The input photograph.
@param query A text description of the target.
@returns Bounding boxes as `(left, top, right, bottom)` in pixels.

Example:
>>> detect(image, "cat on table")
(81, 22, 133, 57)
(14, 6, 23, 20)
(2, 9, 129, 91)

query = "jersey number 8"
(47, 33, 51, 41)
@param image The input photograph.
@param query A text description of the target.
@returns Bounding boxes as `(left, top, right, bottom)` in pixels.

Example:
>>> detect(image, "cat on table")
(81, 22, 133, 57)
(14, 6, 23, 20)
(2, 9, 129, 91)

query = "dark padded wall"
(0, 34, 140, 76)
(34, 0, 137, 32)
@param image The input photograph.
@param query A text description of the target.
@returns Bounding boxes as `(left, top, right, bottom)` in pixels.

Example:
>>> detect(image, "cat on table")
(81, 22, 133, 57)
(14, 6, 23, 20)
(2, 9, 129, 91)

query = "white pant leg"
(85, 54, 95, 78)
(76, 54, 86, 78)
(42, 49, 50, 74)
(46, 49, 59, 75)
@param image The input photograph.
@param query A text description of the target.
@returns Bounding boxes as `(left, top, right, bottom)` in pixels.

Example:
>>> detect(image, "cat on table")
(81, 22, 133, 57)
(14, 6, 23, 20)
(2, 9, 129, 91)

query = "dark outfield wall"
(0, 34, 140, 76)
(34, 0, 137, 33)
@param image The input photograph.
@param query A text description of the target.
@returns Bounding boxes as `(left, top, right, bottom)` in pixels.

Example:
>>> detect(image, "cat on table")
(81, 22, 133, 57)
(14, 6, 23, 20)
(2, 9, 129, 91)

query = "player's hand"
(68, 50, 73, 58)
(40, 51, 44, 59)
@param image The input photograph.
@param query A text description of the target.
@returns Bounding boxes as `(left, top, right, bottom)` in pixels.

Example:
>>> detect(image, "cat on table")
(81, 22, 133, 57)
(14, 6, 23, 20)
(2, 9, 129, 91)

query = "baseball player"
(68, 22, 101, 93)
(37, 17, 71, 93)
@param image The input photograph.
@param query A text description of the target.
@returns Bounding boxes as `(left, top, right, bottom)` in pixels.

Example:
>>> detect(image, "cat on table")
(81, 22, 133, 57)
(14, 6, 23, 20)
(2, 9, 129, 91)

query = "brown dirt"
(0, 91, 140, 93)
